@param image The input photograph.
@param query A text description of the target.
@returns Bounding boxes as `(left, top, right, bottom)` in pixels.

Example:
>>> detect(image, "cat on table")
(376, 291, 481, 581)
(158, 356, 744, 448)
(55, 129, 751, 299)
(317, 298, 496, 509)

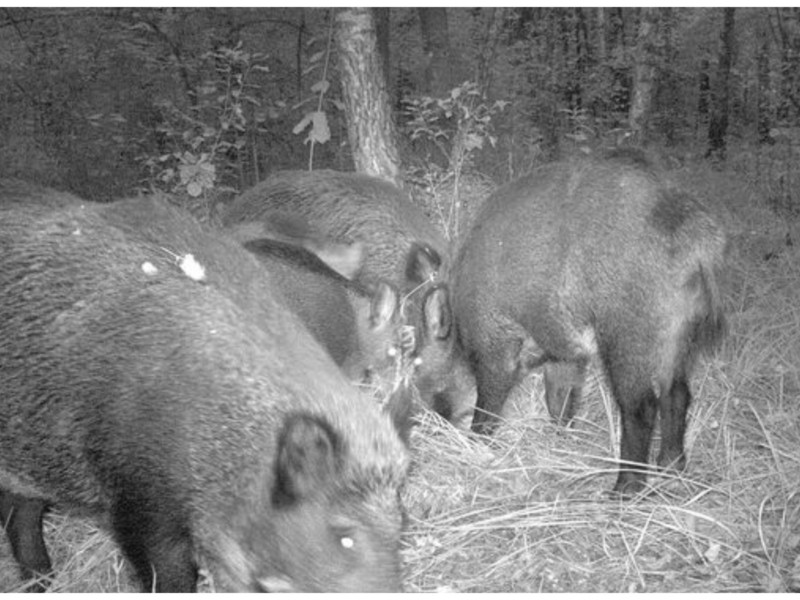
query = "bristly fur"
(452, 152, 728, 495)
(0, 180, 409, 592)
(223, 170, 476, 427)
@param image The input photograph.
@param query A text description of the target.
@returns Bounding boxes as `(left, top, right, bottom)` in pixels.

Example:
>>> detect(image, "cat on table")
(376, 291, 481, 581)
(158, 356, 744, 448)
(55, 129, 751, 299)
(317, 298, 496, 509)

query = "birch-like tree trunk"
(335, 7, 402, 186)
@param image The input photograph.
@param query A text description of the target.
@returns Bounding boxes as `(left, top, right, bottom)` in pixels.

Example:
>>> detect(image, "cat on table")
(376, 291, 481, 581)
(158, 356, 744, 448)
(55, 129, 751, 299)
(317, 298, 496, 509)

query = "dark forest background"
(2, 7, 799, 225)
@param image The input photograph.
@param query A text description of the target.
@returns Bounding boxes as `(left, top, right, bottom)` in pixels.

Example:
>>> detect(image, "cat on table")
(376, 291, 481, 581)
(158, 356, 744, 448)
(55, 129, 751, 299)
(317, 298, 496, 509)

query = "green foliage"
(0, 7, 798, 209)
(404, 81, 507, 167)
(137, 43, 269, 219)
(292, 109, 330, 146)
(402, 81, 507, 240)
(560, 106, 596, 149)
(290, 26, 336, 170)
(0, 8, 352, 201)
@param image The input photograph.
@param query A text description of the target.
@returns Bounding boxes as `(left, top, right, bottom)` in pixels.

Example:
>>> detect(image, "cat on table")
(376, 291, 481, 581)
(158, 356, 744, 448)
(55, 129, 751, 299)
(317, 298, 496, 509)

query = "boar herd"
(0, 149, 727, 592)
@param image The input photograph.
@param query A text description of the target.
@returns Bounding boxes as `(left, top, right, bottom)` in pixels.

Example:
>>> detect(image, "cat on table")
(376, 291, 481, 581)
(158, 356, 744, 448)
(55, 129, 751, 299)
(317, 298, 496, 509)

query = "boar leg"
(111, 491, 197, 592)
(543, 358, 588, 426)
(603, 342, 659, 496)
(0, 491, 52, 591)
(656, 374, 691, 473)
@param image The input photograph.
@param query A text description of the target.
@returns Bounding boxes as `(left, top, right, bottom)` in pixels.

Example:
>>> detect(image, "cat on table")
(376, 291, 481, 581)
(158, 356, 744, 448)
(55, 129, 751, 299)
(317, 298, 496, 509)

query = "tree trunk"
(597, 7, 607, 62)
(295, 10, 306, 100)
(475, 7, 506, 98)
(706, 7, 736, 160)
(611, 7, 629, 49)
(417, 8, 452, 96)
(373, 8, 391, 98)
(696, 58, 711, 135)
(334, 7, 402, 186)
(756, 10, 772, 144)
(658, 7, 679, 145)
(629, 7, 658, 144)
(774, 8, 800, 122)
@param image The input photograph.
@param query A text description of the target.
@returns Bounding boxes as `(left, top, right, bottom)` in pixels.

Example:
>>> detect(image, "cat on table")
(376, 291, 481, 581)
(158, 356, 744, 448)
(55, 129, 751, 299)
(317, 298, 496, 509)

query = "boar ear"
(369, 282, 399, 330)
(226, 221, 272, 244)
(309, 240, 364, 281)
(227, 215, 365, 280)
(273, 414, 340, 507)
(405, 242, 441, 283)
(227, 211, 316, 244)
(265, 212, 365, 279)
(422, 285, 452, 341)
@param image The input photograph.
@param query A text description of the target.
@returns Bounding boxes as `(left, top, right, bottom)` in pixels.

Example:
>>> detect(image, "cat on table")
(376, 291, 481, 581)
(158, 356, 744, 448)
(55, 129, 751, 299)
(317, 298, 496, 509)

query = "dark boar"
(226, 212, 366, 280)
(224, 170, 449, 286)
(452, 154, 727, 495)
(0, 183, 409, 592)
(223, 170, 475, 426)
(238, 235, 403, 385)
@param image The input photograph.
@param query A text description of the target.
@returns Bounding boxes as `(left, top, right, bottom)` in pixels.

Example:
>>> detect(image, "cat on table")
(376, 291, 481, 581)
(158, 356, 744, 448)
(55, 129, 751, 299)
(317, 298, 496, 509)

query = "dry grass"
(2, 160, 800, 592)
(398, 237, 800, 591)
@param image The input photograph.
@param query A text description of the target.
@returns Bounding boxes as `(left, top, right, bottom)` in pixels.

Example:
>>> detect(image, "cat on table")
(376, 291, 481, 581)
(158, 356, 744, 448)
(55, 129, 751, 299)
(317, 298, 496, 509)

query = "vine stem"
(308, 10, 336, 171)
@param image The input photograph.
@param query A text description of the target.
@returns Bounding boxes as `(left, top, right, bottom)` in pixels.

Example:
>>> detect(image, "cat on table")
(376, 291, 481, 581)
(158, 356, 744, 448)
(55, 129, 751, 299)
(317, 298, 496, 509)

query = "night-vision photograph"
(0, 7, 798, 593)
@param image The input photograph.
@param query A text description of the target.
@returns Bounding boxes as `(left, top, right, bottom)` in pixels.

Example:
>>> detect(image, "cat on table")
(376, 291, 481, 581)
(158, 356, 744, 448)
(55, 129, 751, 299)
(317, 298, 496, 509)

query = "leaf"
(463, 132, 484, 152)
(292, 113, 313, 135)
(302, 64, 320, 77)
(291, 96, 315, 111)
(178, 156, 215, 195)
(308, 50, 326, 64)
(199, 82, 217, 96)
(198, 160, 215, 178)
(310, 79, 330, 95)
(306, 111, 330, 145)
(186, 181, 203, 197)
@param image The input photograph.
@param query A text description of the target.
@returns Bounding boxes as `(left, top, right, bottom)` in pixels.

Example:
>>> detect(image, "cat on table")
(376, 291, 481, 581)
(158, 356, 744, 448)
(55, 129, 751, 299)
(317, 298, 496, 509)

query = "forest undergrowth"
(1, 150, 799, 592)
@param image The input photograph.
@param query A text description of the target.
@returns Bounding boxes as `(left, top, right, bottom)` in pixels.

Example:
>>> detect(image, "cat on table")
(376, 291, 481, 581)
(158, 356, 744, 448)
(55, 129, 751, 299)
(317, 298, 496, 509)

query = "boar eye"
(332, 525, 356, 551)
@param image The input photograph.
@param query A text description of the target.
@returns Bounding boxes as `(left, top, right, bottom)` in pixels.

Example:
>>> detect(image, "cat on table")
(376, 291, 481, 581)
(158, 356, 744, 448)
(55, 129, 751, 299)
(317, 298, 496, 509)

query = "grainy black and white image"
(0, 7, 798, 593)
